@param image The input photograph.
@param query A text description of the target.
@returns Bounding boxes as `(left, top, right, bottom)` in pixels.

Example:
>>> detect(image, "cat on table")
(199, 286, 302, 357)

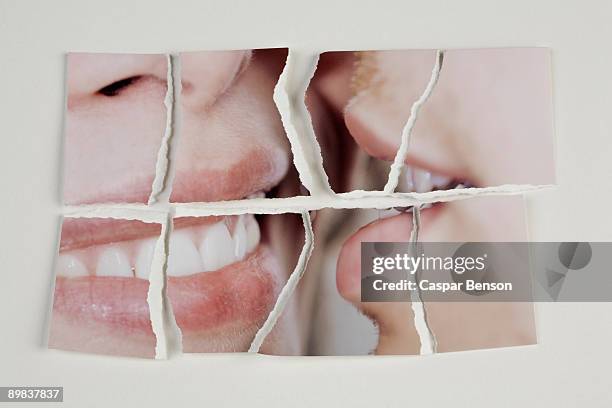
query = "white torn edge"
(148, 214, 170, 358)
(62, 206, 168, 223)
(154, 54, 182, 206)
(408, 206, 437, 355)
(384, 50, 444, 193)
(64, 183, 553, 219)
(275, 49, 333, 197)
(248, 211, 314, 352)
(147, 54, 175, 205)
(149, 211, 183, 359)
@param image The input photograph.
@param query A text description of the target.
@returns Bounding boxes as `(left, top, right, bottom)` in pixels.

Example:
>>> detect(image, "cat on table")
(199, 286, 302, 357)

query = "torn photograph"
(168, 48, 304, 202)
(166, 213, 305, 354)
(264, 195, 536, 355)
(52, 47, 551, 358)
(49, 218, 163, 358)
(62, 53, 169, 205)
(308, 48, 555, 193)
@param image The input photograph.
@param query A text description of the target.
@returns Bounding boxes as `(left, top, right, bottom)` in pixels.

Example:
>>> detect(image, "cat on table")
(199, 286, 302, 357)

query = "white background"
(1, 0, 611, 406)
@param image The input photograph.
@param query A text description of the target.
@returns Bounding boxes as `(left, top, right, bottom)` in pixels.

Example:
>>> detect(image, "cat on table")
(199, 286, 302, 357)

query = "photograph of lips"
(288, 196, 536, 356)
(309, 48, 554, 193)
(51, 47, 554, 358)
(49, 218, 162, 358)
(167, 213, 305, 355)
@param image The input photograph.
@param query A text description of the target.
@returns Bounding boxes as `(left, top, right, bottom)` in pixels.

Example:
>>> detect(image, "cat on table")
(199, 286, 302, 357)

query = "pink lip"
(343, 107, 471, 183)
(168, 245, 281, 335)
(169, 144, 289, 203)
(336, 205, 442, 302)
(51, 243, 282, 353)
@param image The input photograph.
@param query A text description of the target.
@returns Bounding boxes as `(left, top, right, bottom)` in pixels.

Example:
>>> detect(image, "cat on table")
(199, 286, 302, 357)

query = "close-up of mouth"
(166, 214, 287, 353)
(51, 213, 289, 356)
(48, 46, 555, 361)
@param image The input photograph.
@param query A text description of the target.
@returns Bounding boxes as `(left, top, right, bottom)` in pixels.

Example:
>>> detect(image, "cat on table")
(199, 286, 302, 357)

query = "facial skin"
(54, 50, 304, 357)
(54, 49, 549, 357)
(312, 49, 554, 191)
(308, 50, 549, 354)
(64, 54, 168, 204)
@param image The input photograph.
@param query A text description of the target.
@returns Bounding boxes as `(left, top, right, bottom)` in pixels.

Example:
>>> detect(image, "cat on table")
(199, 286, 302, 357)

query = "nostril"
(97, 76, 142, 97)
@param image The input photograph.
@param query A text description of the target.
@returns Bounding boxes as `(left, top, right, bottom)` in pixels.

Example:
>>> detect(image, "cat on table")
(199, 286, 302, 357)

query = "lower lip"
(52, 243, 282, 341)
(167, 245, 282, 332)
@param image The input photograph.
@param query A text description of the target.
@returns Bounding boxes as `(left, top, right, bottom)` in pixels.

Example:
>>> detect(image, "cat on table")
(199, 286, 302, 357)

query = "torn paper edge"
(275, 49, 333, 197)
(248, 211, 314, 353)
(147, 54, 175, 205)
(148, 215, 170, 358)
(155, 54, 183, 206)
(42, 216, 65, 347)
(384, 50, 444, 193)
(408, 206, 437, 355)
(148, 211, 183, 359)
(63, 184, 553, 219)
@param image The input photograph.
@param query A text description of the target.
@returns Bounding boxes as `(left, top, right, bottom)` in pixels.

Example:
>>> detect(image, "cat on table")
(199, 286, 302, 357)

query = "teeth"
(56, 254, 88, 277)
(430, 174, 452, 189)
(247, 191, 266, 199)
(199, 222, 237, 272)
(233, 216, 248, 259)
(167, 230, 204, 277)
(96, 247, 133, 278)
(135, 238, 156, 279)
(58, 216, 262, 279)
(412, 168, 433, 193)
(399, 165, 454, 193)
(245, 216, 260, 253)
(400, 167, 415, 192)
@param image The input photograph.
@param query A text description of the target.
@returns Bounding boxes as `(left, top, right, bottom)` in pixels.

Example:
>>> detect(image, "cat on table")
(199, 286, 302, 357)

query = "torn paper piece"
(291, 195, 535, 355)
(62, 53, 169, 205)
(48, 217, 162, 358)
(169, 49, 306, 203)
(308, 48, 555, 194)
(418, 195, 537, 353)
(397, 48, 555, 192)
(165, 213, 305, 354)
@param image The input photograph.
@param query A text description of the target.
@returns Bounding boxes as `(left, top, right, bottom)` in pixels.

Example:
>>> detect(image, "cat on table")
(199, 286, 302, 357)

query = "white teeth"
(56, 254, 88, 277)
(245, 216, 260, 253)
(135, 238, 156, 280)
(96, 247, 133, 278)
(59, 216, 262, 280)
(199, 222, 236, 272)
(167, 231, 204, 277)
(400, 166, 415, 192)
(412, 168, 433, 193)
(247, 191, 266, 199)
(233, 216, 248, 259)
(399, 165, 454, 193)
(430, 174, 452, 189)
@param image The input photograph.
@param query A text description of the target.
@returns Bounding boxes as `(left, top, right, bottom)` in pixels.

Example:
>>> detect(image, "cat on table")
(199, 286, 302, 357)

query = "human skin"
(309, 50, 547, 353)
(53, 50, 304, 357)
(54, 49, 546, 357)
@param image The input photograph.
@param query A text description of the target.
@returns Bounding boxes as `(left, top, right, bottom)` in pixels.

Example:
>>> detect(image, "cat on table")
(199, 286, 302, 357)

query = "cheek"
(64, 89, 167, 204)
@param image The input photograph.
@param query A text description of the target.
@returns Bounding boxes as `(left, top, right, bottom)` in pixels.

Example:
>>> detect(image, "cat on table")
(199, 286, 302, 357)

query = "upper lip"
(59, 216, 226, 251)
(169, 144, 289, 203)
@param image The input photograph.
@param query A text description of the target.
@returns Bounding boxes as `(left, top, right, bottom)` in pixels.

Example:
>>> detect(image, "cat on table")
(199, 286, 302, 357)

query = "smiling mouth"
(51, 214, 284, 355)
